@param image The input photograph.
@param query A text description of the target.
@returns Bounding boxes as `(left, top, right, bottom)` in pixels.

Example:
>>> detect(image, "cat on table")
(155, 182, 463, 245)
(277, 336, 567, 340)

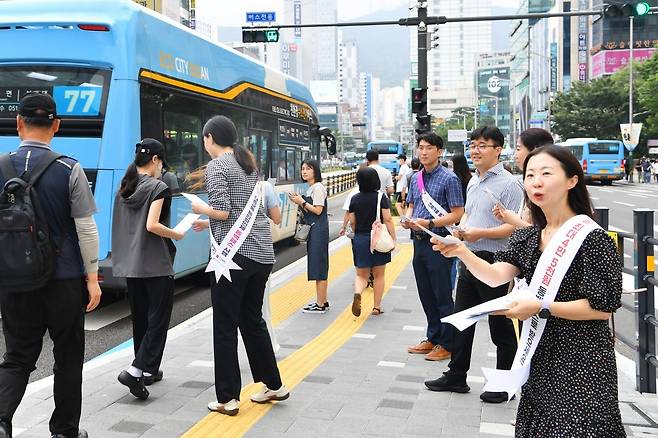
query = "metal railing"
(594, 207, 657, 394)
(324, 170, 357, 196)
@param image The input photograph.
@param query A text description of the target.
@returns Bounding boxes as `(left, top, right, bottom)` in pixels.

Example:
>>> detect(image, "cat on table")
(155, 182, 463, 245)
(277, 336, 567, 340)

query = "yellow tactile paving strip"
(183, 243, 413, 438)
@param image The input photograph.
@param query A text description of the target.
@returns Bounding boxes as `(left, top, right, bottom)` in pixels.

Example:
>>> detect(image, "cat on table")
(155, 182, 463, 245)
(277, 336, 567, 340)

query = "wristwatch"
(302, 201, 307, 208)
(538, 302, 551, 319)
(429, 218, 435, 228)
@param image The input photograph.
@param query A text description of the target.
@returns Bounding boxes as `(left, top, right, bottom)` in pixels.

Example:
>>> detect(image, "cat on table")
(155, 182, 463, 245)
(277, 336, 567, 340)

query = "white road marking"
(614, 201, 636, 207)
(377, 361, 405, 368)
(403, 325, 425, 331)
(390, 285, 407, 290)
(479, 422, 515, 436)
(188, 360, 214, 368)
(353, 333, 377, 339)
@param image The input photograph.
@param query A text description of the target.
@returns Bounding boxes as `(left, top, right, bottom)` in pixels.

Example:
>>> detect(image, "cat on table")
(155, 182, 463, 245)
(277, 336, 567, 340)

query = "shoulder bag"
(370, 192, 395, 253)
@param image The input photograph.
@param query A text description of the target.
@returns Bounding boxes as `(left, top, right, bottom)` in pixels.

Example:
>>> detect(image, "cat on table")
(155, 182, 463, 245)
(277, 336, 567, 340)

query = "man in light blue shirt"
(425, 126, 523, 404)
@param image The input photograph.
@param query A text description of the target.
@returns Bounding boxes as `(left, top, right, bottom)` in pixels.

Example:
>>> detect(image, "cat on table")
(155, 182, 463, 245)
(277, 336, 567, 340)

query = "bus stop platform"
(9, 229, 658, 437)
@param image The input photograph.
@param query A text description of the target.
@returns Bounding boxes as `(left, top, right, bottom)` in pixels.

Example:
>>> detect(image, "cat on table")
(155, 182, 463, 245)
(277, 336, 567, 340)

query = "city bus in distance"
(0, 0, 335, 290)
(557, 138, 624, 184)
(367, 140, 404, 175)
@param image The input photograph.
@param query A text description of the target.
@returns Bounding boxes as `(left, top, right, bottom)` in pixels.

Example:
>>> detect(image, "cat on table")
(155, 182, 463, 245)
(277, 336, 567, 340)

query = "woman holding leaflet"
(112, 139, 184, 400)
(432, 145, 623, 436)
(189, 115, 287, 416)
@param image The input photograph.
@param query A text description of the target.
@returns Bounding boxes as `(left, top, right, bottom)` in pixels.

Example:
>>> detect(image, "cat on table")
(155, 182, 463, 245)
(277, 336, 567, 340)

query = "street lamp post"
(629, 16, 634, 133)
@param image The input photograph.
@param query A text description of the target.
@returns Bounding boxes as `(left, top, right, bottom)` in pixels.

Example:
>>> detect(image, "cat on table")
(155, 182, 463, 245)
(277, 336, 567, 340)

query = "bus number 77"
(63, 89, 97, 113)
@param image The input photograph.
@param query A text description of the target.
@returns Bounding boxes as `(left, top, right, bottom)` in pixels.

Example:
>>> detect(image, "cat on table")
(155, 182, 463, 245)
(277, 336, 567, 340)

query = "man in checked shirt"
(401, 132, 464, 362)
(424, 126, 524, 404)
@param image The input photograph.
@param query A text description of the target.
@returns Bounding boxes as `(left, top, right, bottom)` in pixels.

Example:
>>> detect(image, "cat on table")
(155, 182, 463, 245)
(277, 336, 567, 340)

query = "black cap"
(19, 93, 58, 120)
(397, 153, 407, 160)
(135, 138, 169, 170)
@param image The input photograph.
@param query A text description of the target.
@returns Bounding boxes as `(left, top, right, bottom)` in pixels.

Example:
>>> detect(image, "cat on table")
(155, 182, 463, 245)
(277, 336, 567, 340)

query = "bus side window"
(162, 108, 204, 192)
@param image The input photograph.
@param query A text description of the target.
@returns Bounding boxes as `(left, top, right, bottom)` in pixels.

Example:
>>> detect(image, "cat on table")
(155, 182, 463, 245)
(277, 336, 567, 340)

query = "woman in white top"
(289, 160, 330, 314)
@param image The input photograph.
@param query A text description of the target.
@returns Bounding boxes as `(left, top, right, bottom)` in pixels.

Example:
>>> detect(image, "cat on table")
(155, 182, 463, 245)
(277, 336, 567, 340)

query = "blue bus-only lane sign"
(246, 12, 276, 23)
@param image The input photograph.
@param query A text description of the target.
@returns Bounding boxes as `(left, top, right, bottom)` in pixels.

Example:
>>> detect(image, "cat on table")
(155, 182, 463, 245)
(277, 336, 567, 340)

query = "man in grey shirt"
(425, 126, 523, 404)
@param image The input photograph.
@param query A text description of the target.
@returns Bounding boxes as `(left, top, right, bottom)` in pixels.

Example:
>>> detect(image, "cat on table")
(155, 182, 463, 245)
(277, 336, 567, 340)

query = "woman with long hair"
(450, 154, 471, 204)
(289, 159, 330, 314)
(348, 167, 396, 316)
(433, 145, 623, 436)
(112, 139, 185, 400)
(190, 115, 287, 416)
(493, 128, 553, 228)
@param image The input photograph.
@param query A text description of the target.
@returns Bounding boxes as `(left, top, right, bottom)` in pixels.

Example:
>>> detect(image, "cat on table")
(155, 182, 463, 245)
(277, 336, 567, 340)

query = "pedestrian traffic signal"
(411, 87, 427, 115)
(415, 114, 432, 135)
(603, 2, 651, 17)
(242, 29, 280, 43)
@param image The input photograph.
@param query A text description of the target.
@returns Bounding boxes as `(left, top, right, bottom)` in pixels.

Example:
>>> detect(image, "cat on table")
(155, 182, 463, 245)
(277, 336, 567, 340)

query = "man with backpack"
(0, 93, 100, 438)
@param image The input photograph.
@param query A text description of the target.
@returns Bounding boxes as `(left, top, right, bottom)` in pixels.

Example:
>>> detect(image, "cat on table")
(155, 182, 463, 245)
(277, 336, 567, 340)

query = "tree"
(551, 75, 630, 141)
(636, 51, 658, 149)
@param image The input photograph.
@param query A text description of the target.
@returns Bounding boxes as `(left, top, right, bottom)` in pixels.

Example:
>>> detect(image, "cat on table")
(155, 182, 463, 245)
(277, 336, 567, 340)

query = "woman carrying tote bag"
(348, 167, 396, 317)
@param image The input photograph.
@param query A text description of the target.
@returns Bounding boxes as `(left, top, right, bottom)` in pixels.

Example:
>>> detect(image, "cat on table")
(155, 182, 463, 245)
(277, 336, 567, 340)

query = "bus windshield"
(0, 66, 110, 120)
(588, 142, 620, 155)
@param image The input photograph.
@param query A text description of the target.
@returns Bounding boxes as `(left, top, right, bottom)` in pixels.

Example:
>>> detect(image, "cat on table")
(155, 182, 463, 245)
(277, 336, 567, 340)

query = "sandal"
(351, 293, 362, 317)
(371, 307, 384, 315)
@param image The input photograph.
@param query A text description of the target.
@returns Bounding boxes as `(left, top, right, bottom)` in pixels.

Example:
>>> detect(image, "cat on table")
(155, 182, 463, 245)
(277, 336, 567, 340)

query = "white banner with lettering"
(206, 182, 264, 282)
(481, 215, 600, 398)
(416, 171, 458, 233)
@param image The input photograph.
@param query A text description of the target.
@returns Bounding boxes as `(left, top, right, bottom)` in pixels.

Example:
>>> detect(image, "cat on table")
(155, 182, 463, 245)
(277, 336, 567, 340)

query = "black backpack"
(0, 151, 63, 293)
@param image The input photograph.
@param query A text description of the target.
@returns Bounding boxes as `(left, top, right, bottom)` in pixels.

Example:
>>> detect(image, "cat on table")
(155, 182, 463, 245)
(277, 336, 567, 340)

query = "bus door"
(247, 129, 272, 179)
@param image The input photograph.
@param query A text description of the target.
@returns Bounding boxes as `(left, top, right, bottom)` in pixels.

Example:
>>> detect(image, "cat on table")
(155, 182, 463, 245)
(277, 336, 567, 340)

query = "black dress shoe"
(118, 370, 149, 400)
(480, 391, 514, 403)
(51, 429, 88, 438)
(424, 375, 470, 393)
(0, 419, 11, 438)
(144, 370, 163, 386)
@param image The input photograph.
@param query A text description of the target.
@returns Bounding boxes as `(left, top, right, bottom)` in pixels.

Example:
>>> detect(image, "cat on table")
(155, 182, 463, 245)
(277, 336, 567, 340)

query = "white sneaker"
(207, 399, 239, 416)
(250, 385, 290, 404)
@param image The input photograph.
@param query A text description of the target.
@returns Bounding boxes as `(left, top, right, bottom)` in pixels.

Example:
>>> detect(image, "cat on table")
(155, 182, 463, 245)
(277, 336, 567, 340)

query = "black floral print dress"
(494, 225, 625, 437)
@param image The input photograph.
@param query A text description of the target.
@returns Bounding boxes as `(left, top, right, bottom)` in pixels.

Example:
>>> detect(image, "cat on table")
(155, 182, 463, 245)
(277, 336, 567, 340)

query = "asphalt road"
(0, 191, 350, 383)
(2, 180, 657, 382)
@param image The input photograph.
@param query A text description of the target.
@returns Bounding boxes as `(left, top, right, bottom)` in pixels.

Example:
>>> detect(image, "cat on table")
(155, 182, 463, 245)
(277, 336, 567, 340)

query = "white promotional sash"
(206, 181, 264, 282)
(416, 171, 458, 233)
(481, 215, 600, 398)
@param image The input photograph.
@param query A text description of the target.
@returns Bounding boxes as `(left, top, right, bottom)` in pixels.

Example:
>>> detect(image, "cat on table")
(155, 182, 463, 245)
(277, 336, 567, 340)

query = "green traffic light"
(635, 2, 651, 16)
(265, 30, 279, 42)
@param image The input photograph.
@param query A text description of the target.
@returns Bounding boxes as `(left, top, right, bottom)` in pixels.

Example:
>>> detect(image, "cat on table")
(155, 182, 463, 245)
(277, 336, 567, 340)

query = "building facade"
(133, 0, 191, 27)
(475, 53, 512, 141)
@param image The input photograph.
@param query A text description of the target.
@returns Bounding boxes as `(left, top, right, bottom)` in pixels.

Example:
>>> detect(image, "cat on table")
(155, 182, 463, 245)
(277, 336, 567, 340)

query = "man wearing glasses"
(424, 126, 523, 404)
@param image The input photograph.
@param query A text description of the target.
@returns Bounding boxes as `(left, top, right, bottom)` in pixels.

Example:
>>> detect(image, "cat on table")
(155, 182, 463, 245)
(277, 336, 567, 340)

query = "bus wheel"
(601, 180, 612, 186)
(287, 236, 300, 247)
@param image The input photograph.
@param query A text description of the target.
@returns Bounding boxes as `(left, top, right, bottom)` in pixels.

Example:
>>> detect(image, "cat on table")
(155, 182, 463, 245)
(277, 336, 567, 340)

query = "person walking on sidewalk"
(112, 139, 185, 401)
(366, 149, 395, 196)
(348, 167, 396, 316)
(0, 93, 101, 438)
(431, 145, 624, 436)
(425, 126, 523, 404)
(189, 115, 287, 416)
(401, 132, 464, 361)
(395, 153, 411, 214)
(289, 160, 330, 314)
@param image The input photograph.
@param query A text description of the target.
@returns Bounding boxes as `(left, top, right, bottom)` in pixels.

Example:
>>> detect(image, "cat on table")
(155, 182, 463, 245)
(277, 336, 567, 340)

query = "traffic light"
(603, 2, 651, 17)
(242, 29, 280, 43)
(415, 114, 432, 135)
(411, 87, 427, 114)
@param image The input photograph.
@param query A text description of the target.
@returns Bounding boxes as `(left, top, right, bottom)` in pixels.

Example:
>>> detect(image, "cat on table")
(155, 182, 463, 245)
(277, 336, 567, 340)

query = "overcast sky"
(198, 0, 520, 26)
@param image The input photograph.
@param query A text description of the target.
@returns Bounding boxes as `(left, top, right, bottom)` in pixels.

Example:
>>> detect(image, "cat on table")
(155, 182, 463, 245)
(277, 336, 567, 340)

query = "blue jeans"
(412, 238, 454, 351)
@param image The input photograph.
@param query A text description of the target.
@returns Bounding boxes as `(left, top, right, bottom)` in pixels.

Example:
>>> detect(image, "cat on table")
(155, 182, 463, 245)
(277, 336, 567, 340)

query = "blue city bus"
(0, 0, 335, 289)
(558, 138, 624, 184)
(366, 140, 404, 175)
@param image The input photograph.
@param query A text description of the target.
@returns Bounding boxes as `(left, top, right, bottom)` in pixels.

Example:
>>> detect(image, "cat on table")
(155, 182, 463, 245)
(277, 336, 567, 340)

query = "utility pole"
(418, 2, 428, 111)
(629, 16, 634, 133)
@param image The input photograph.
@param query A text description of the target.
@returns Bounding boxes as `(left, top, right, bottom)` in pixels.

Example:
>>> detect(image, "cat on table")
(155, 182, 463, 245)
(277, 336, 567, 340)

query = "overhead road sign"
(246, 12, 276, 23)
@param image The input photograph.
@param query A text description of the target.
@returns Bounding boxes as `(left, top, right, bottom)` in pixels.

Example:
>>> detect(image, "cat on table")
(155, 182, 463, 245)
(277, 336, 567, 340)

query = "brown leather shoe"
(407, 340, 434, 354)
(424, 345, 451, 361)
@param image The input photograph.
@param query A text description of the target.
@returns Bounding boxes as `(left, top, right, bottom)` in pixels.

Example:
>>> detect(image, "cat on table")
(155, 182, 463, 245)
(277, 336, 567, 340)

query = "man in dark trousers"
(402, 132, 464, 361)
(424, 126, 523, 404)
(0, 94, 101, 438)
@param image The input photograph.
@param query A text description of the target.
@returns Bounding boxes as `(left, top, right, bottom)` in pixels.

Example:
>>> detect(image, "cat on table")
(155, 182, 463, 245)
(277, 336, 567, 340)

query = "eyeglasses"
(470, 143, 498, 151)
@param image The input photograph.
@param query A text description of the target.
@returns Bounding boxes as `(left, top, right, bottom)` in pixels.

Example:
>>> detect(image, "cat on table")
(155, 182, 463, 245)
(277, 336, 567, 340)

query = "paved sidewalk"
(10, 231, 658, 437)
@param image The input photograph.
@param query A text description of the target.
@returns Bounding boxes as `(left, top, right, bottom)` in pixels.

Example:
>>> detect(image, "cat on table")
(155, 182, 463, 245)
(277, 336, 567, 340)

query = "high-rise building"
(590, 0, 658, 79)
(425, 0, 493, 119)
(133, 0, 191, 27)
(283, 0, 339, 85)
(475, 53, 512, 140)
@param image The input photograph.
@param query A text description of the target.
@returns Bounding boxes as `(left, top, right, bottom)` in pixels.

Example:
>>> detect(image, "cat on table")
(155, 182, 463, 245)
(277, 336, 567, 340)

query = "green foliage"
(550, 50, 658, 157)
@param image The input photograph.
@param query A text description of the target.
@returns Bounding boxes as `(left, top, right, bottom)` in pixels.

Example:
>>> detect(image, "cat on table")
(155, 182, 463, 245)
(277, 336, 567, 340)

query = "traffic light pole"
(417, 2, 428, 105)
(629, 16, 634, 132)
